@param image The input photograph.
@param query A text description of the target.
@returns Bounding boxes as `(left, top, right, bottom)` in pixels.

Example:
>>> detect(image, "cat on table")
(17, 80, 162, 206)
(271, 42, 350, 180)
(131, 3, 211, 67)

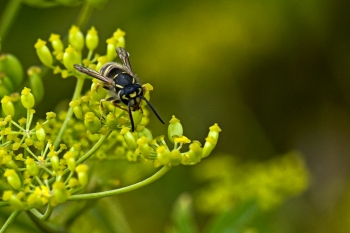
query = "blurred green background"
(1, 0, 350, 232)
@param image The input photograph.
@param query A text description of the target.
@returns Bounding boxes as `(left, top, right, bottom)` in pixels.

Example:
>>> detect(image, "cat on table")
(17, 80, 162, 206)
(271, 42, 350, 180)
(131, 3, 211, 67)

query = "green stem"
(53, 77, 85, 149)
(26, 148, 39, 161)
(75, 2, 93, 28)
(35, 176, 44, 186)
(0, 0, 22, 40)
(29, 205, 53, 221)
(76, 130, 111, 164)
(0, 210, 21, 233)
(67, 166, 171, 201)
(11, 120, 25, 131)
(47, 125, 110, 185)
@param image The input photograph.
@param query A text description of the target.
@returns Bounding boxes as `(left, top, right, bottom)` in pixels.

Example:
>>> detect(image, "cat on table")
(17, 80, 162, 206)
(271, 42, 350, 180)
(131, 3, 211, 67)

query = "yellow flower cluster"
(193, 151, 309, 213)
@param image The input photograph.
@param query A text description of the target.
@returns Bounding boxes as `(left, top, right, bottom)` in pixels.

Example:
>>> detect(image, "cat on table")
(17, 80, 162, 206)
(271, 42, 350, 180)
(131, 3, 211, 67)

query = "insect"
(74, 47, 164, 132)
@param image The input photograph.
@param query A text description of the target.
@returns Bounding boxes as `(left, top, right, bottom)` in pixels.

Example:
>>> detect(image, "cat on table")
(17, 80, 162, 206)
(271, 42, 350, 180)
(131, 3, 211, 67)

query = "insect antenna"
(139, 95, 165, 124)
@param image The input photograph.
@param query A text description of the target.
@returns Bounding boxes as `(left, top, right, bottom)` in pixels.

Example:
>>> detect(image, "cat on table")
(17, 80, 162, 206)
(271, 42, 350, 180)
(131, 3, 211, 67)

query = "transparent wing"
(116, 47, 134, 75)
(74, 64, 115, 86)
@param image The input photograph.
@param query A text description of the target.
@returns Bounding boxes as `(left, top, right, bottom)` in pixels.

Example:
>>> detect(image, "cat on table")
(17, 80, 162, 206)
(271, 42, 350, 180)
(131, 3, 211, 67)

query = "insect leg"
(128, 100, 135, 132)
(100, 96, 117, 121)
(110, 99, 135, 131)
(110, 99, 128, 111)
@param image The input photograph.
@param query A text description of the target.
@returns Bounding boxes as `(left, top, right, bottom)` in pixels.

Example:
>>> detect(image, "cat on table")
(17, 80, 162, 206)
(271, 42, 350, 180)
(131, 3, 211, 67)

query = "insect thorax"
(114, 72, 135, 89)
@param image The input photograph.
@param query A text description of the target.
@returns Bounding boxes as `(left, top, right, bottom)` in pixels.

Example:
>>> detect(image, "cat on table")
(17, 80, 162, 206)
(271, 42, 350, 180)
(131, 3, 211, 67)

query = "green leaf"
(168, 194, 198, 233)
(204, 201, 259, 233)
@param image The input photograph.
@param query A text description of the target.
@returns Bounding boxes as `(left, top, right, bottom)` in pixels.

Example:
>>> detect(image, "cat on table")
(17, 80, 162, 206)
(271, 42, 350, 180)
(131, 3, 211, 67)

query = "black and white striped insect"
(74, 47, 164, 132)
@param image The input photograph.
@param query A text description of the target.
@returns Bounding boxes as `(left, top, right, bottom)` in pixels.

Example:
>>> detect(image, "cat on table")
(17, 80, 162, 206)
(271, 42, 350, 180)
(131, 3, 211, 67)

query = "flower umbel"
(0, 26, 221, 233)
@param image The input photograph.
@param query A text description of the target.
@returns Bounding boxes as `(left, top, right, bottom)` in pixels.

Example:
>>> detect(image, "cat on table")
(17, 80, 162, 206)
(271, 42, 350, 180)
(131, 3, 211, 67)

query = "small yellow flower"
(33, 186, 51, 205)
(68, 178, 79, 187)
(61, 70, 69, 78)
(68, 25, 84, 51)
(174, 136, 191, 144)
(46, 111, 56, 119)
(34, 39, 53, 67)
(49, 33, 64, 52)
(113, 28, 126, 39)
(86, 26, 99, 51)
(34, 39, 47, 49)
(96, 56, 109, 71)
(27, 66, 41, 76)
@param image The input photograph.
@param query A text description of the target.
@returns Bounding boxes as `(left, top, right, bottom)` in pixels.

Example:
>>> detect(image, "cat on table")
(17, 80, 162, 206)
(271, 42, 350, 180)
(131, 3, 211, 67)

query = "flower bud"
(68, 144, 81, 158)
(95, 56, 108, 71)
(137, 137, 151, 158)
(25, 138, 33, 146)
(0, 53, 24, 87)
(73, 143, 81, 151)
(34, 141, 44, 150)
(113, 29, 126, 48)
(81, 95, 90, 103)
(48, 151, 59, 171)
(68, 177, 79, 188)
(49, 33, 64, 52)
(69, 99, 83, 120)
(120, 126, 137, 150)
(28, 66, 44, 102)
(168, 116, 183, 144)
(76, 164, 89, 187)
(169, 150, 182, 166)
(35, 123, 46, 142)
(6, 159, 19, 171)
(202, 124, 221, 158)
(63, 151, 76, 171)
(106, 112, 118, 129)
(25, 158, 39, 176)
(91, 80, 107, 101)
(156, 145, 171, 166)
(26, 192, 42, 208)
(68, 25, 84, 51)
(142, 83, 153, 107)
(4, 169, 21, 190)
(46, 111, 56, 120)
(1, 95, 15, 116)
(106, 38, 117, 61)
(2, 191, 25, 210)
(34, 39, 53, 67)
(138, 127, 153, 142)
(12, 142, 20, 151)
(63, 45, 80, 72)
(52, 181, 68, 204)
(21, 87, 35, 109)
(187, 141, 202, 164)
(202, 137, 216, 158)
(207, 123, 221, 142)
(86, 26, 99, 51)
(84, 112, 101, 133)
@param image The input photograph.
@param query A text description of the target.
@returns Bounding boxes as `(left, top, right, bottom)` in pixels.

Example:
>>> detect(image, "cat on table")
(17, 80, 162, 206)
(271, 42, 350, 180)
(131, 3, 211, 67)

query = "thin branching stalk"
(68, 166, 171, 200)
